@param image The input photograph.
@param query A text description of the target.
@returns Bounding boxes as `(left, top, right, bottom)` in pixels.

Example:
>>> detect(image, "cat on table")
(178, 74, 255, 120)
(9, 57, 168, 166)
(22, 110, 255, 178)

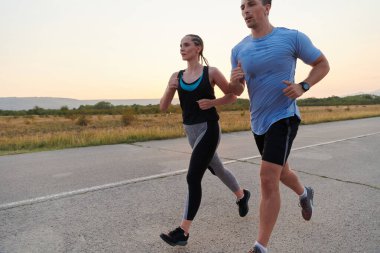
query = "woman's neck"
(186, 60, 203, 73)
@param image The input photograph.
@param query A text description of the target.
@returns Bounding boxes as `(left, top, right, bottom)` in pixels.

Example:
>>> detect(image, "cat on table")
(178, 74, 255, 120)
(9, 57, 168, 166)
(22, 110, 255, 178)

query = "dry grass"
(300, 105, 380, 124)
(0, 114, 184, 155)
(1, 105, 379, 155)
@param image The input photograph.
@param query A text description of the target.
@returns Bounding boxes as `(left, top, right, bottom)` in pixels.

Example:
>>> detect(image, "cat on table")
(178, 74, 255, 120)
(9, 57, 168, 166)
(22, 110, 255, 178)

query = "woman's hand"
(168, 75, 179, 90)
(197, 99, 214, 110)
(160, 72, 179, 111)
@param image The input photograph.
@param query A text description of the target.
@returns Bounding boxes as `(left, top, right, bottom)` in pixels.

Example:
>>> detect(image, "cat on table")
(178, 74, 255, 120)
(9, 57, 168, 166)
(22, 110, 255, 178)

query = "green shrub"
(76, 115, 90, 126)
(121, 111, 135, 126)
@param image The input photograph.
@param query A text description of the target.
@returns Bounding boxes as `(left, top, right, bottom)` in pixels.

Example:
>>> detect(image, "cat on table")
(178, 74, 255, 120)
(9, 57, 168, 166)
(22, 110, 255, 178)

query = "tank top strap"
(177, 70, 184, 79)
(202, 66, 209, 78)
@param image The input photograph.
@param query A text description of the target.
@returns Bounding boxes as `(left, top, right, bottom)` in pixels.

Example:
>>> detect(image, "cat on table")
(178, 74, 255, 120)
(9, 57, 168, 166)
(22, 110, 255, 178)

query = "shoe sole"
(159, 234, 188, 247)
(302, 187, 314, 221)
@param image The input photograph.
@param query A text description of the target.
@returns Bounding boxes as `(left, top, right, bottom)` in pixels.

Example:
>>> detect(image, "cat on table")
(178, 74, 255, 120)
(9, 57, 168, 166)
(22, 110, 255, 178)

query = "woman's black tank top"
(177, 66, 219, 125)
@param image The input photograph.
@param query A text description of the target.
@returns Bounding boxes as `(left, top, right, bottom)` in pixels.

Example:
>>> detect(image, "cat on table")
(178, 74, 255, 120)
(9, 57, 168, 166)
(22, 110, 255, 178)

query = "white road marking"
(1, 132, 379, 211)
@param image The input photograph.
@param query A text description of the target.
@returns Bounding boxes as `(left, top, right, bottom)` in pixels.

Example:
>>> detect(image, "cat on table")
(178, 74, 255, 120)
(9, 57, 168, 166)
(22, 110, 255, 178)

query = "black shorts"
(253, 115, 300, 166)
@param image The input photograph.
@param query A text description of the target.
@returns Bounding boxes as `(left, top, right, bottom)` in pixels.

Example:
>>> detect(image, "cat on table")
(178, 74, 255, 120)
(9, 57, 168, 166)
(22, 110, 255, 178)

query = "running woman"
(159, 34, 251, 247)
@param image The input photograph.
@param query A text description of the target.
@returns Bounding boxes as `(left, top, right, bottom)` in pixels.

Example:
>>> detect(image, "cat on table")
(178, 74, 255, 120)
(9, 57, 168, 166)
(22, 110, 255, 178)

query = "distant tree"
(28, 106, 45, 115)
(94, 101, 113, 109)
(59, 106, 70, 116)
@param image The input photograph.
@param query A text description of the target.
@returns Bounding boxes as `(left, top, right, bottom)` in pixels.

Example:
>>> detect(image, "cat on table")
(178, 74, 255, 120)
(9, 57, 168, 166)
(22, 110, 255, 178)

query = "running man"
(229, 1, 330, 252)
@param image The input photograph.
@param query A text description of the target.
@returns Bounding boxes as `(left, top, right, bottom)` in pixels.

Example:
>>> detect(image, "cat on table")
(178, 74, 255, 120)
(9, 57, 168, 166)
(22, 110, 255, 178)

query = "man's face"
(240, 0, 268, 29)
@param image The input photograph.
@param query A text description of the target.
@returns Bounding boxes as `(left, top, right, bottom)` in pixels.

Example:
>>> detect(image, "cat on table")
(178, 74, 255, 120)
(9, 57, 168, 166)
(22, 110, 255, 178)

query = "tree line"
(1, 94, 379, 116)
(297, 94, 380, 106)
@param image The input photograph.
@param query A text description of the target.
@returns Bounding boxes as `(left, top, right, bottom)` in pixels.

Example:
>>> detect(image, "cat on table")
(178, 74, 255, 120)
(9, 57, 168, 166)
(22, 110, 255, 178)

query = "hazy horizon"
(1, 92, 379, 111)
(1, 0, 380, 100)
(2, 86, 380, 101)
(2, 87, 380, 101)
(0, 97, 180, 110)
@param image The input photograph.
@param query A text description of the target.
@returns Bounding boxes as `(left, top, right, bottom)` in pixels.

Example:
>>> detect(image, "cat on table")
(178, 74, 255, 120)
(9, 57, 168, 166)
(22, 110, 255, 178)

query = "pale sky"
(1, 0, 379, 100)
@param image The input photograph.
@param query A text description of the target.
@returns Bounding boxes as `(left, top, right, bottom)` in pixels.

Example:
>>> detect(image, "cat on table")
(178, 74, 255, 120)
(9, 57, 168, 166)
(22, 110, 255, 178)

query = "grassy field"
(1, 104, 379, 156)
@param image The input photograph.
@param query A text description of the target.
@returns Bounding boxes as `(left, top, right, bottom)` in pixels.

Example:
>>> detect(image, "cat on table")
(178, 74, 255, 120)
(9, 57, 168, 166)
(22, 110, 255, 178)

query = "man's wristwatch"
(299, 81, 310, 92)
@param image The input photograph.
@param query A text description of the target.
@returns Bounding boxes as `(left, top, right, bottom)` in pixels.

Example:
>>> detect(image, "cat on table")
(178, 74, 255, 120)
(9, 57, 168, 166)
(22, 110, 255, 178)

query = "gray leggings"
(182, 121, 240, 220)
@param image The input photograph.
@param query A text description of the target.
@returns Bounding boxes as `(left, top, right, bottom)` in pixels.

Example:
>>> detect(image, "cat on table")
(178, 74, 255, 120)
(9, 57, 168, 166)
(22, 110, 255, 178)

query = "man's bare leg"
(257, 160, 282, 247)
(280, 162, 304, 195)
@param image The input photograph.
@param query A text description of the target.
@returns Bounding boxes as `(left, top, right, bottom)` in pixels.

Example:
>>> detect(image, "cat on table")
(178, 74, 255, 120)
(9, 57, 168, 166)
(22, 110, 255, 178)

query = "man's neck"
(251, 23, 274, 39)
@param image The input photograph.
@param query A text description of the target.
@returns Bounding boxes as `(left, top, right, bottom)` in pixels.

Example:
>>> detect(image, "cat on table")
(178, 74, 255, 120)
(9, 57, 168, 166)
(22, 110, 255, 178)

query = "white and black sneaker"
(300, 186, 314, 221)
(248, 245, 264, 253)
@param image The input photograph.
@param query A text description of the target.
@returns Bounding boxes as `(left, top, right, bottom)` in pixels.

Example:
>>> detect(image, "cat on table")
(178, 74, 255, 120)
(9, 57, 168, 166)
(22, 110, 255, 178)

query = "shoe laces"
(168, 227, 188, 239)
(169, 227, 183, 236)
(236, 194, 245, 205)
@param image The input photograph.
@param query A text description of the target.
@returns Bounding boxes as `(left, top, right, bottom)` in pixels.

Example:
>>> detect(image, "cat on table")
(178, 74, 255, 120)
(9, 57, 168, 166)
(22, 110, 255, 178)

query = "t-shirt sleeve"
(231, 48, 238, 69)
(296, 31, 321, 65)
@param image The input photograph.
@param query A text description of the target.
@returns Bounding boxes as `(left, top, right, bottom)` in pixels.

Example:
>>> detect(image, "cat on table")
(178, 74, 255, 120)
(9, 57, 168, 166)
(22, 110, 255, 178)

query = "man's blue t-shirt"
(231, 27, 321, 135)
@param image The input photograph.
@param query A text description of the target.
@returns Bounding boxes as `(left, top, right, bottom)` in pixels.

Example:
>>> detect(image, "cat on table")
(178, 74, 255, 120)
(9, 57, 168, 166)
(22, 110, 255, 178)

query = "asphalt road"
(0, 117, 379, 253)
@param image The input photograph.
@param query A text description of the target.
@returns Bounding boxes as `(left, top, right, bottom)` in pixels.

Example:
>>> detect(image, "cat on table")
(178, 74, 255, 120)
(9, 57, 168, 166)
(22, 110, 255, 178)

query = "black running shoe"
(248, 245, 263, 253)
(160, 227, 189, 246)
(236, 189, 251, 217)
(300, 186, 314, 221)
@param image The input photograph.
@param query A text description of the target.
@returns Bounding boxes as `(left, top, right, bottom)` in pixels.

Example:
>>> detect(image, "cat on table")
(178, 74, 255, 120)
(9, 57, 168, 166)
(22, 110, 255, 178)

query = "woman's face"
(180, 36, 201, 61)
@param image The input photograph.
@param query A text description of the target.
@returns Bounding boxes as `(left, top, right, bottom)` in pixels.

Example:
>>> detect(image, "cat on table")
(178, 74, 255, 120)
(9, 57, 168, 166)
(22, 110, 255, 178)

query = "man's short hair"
(262, 0, 271, 5)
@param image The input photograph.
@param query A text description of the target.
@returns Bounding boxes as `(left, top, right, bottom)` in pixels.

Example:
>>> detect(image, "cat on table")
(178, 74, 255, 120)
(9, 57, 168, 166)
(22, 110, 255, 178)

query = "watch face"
(301, 82, 310, 91)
